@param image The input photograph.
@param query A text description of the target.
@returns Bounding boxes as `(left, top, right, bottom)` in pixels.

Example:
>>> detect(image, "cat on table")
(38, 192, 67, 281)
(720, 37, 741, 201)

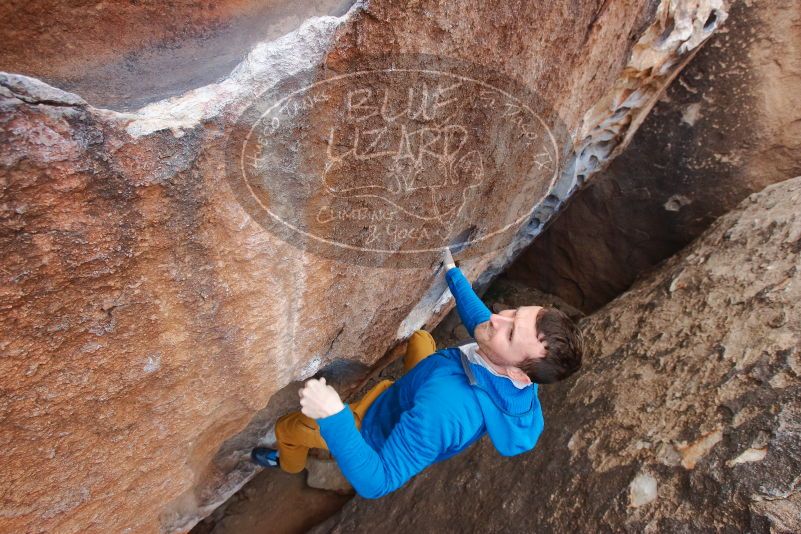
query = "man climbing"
(251, 249, 584, 499)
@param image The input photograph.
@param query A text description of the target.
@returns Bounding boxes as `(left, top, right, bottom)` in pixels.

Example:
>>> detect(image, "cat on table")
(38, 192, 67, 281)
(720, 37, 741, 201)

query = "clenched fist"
(299, 377, 345, 419)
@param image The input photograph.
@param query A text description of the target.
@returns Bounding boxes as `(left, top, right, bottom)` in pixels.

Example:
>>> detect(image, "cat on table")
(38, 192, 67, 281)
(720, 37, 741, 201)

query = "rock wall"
(506, 0, 801, 313)
(313, 176, 801, 533)
(0, 0, 355, 111)
(0, 0, 728, 531)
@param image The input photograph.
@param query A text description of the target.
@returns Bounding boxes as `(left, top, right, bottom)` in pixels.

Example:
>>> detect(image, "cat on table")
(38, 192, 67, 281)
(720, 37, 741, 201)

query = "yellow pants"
(274, 329, 437, 473)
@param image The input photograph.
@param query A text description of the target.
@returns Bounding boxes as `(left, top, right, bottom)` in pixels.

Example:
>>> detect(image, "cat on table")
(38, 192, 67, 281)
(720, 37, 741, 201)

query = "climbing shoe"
(251, 447, 280, 468)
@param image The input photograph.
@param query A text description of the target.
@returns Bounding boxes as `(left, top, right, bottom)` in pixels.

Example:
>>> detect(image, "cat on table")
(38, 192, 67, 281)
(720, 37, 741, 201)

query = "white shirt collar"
(458, 342, 531, 389)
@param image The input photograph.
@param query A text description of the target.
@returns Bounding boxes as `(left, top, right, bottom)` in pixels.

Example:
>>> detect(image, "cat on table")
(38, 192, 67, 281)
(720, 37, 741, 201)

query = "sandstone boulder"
(0, 0, 356, 111)
(0, 0, 727, 531)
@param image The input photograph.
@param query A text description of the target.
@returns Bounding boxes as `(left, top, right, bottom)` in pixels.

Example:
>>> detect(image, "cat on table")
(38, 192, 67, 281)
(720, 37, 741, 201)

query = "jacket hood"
(442, 346, 544, 456)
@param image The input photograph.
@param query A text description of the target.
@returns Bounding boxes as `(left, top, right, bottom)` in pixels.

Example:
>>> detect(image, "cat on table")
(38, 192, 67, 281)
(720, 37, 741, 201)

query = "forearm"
(445, 267, 492, 337)
(316, 405, 400, 499)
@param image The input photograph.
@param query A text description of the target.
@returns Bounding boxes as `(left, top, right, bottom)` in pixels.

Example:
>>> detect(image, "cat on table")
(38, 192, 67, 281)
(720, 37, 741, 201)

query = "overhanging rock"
(507, 0, 801, 313)
(0, 0, 727, 531)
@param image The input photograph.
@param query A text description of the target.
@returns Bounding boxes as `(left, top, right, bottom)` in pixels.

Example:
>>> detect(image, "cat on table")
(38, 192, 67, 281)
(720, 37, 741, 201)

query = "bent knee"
(411, 330, 435, 343)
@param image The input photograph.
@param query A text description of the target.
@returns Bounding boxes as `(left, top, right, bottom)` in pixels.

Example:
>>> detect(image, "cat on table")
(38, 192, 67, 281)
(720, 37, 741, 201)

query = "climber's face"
(474, 306, 547, 383)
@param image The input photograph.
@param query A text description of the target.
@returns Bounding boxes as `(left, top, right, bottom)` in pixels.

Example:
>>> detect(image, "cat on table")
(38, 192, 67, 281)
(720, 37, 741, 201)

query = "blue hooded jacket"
(316, 267, 544, 499)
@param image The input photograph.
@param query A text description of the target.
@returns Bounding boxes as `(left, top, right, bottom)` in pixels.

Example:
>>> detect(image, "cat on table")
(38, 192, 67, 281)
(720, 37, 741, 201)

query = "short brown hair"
(518, 307, 584, 384)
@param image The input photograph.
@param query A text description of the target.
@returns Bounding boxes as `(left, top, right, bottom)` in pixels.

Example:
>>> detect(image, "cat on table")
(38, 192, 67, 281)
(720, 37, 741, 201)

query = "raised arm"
(442, 249, 491, 337)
